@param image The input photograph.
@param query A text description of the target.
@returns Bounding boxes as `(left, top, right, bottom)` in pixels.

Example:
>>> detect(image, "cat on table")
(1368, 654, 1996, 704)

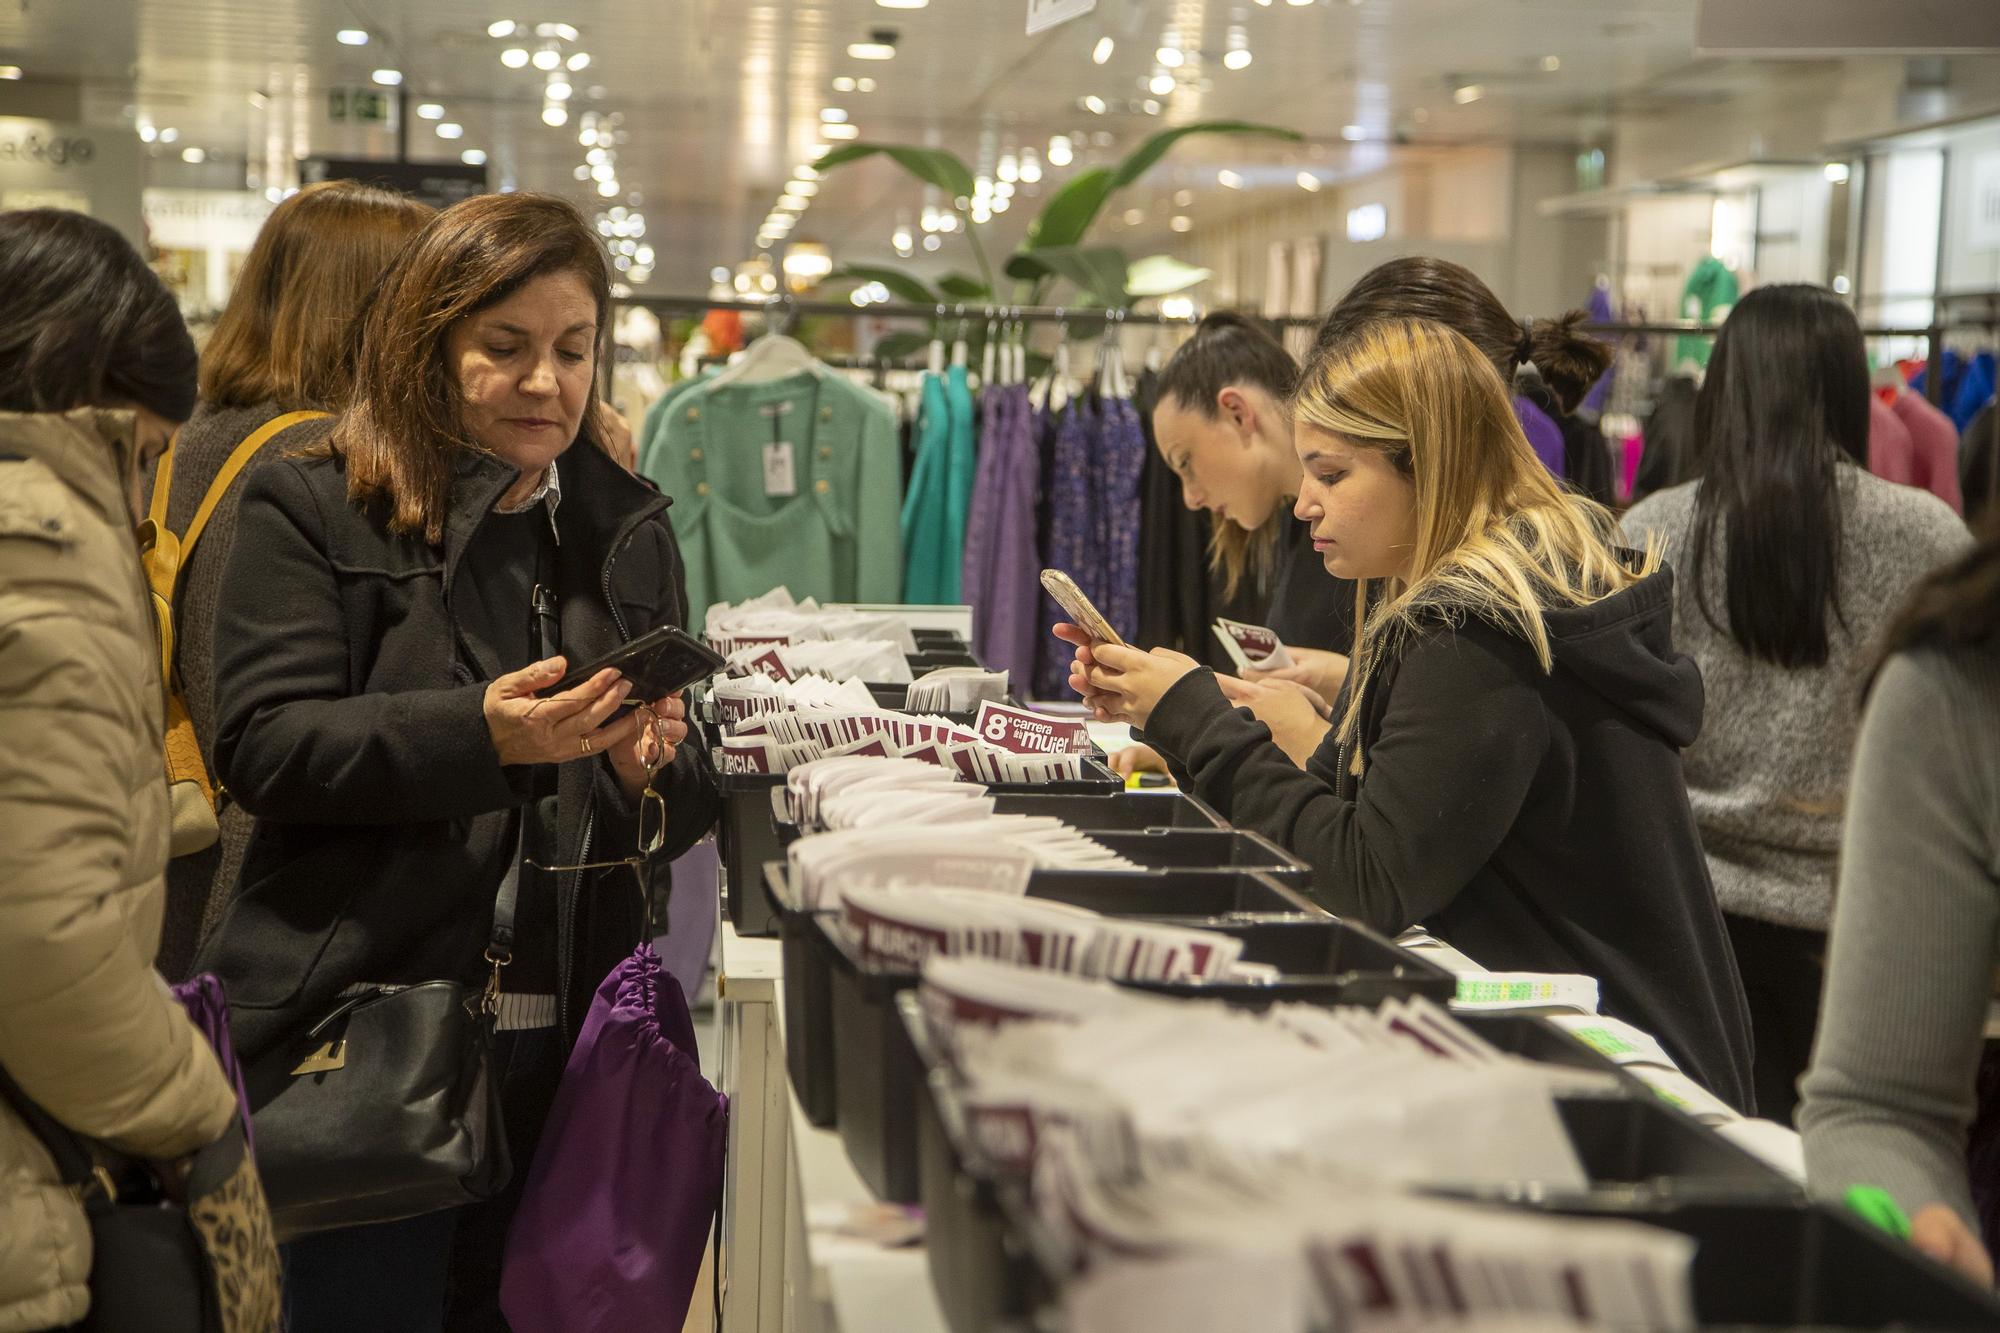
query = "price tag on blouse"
(762, 441, 797, 497)
(973, 700, 1092, 755)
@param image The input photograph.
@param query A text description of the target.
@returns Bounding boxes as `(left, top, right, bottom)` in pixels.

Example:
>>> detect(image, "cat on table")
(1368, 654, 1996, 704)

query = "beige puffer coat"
(0, 409, 237, 1332)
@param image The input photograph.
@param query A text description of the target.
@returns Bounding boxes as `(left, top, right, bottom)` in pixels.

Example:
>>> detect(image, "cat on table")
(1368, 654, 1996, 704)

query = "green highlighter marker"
(1846, 1185, 1913, 1240)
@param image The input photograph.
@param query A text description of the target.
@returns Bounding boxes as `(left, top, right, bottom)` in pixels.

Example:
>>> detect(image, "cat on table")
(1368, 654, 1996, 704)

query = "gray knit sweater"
(1622, 468, 1968, 929)
(1798, 643, 2000, 1229)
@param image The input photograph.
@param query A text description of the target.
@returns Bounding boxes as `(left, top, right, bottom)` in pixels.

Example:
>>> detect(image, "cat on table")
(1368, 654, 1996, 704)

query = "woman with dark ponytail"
(1623, 284, 1969, 1125)
(1310, 256, 1616, 498)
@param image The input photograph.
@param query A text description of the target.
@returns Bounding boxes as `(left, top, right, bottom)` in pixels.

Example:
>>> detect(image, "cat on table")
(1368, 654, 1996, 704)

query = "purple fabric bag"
(500, 944, 727, 1333)
(172, 972, 253, 1150)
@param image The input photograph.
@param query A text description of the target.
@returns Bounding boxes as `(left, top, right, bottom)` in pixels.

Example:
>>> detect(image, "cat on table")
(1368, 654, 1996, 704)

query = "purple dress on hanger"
(1096, 393, 1147, 643)
(962, 384, 1041, 689)
(1034, 397, 1098, 699)
(1514, 396, 1567, 478)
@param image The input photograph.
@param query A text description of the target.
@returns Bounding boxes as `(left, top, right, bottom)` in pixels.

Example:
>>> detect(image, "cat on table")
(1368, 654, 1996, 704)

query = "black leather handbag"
(0, 1067, 221, 1332)
(248, 870, 520, 1240)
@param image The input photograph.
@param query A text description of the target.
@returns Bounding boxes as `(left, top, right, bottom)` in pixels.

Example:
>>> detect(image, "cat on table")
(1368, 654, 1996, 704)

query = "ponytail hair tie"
(1516, 319, 1535, 366)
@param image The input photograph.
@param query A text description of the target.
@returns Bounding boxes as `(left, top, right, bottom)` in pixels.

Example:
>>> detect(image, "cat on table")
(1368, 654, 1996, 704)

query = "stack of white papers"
(704, 588, 920, 656)
(724, 637, 912, 684)
(786, 818, 1138, 909)
(718, 700, 1096, 778)
(1058, 1158, 1697, 1333)
(708, 673, 875, 723)
(837, 884, 1244, 984)
(905, 666, 1011, 712)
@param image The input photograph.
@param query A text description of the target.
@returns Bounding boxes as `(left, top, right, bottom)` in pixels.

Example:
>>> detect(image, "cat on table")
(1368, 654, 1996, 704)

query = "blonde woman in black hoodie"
(1062, 318, 1755, 1109)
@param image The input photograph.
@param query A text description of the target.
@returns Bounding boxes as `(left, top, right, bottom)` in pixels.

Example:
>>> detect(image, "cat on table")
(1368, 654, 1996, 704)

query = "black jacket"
(1146, 566, 1756, 1111)
(195, 438, 719, 1063)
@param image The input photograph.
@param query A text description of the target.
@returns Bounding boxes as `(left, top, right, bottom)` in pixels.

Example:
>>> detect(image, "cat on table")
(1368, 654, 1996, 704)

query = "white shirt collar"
(494, 459, 562, 542)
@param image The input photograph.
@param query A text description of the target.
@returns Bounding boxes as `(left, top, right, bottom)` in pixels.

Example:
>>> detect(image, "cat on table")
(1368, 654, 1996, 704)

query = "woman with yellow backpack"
(144, 181, 434, 981)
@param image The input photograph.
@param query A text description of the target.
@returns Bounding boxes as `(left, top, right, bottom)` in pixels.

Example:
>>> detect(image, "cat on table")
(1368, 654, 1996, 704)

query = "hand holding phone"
(1040, 569, 1125, 647)
(534, 624, 726, 700)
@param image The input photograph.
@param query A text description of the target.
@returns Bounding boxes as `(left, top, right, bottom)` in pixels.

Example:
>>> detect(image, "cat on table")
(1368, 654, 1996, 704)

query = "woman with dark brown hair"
(151, 179, 435, 982)
(194, 191, 718, 1331)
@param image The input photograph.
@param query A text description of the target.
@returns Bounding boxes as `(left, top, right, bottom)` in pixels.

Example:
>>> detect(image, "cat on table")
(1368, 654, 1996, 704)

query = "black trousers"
(281, 1027, 566, 1333)
(1723, 912, 1827, 1127)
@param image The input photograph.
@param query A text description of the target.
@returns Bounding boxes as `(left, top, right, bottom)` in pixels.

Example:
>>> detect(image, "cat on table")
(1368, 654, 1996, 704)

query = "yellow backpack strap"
(179, 410, 332, 557)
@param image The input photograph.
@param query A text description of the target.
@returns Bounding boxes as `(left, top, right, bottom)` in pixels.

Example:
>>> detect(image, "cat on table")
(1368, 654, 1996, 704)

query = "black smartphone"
(534, 624, 727, 700)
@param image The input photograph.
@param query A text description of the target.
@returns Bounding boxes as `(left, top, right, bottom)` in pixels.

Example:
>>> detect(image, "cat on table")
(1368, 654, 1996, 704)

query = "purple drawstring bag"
(172, 972, 253, 1150)
(500, 944, 727, 1333)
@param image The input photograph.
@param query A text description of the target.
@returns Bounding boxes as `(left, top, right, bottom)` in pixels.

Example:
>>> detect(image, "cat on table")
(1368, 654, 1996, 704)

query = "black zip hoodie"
(1146, 564, 1756, 1111)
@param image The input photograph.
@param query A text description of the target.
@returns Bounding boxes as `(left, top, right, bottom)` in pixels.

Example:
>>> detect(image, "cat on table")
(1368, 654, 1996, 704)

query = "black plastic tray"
(1118, 916, 1456, 1008)
(1539, 1198, 2000, 1328)
(719, 758, 1123, 937)
(819, 876, 1323, 1203)
(766, 863, 840, 1128)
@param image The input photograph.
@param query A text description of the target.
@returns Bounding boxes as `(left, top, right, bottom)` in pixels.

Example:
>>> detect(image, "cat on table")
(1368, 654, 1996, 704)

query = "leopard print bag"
(186, 1121, 283, 1333)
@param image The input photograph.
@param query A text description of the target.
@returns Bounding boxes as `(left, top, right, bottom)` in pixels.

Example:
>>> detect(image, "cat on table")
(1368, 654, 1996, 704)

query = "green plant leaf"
(1024, 167, 1117, 251)
(811, 144, 977, 202)
(1126, 254, 1212, 297)
(1005, 245, 1130, 307)
(935, 273, 991, 300)
(1111, 120, 1303, 189)
(872, 331, 932, 362)
(830, 264, 938, 307)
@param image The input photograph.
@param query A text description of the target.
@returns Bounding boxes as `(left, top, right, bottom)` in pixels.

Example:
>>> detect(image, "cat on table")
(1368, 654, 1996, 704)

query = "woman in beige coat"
(0, 209, 242, 1331)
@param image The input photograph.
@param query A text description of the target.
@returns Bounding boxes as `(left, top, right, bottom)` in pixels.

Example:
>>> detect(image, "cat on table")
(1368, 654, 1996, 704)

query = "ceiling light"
(573, 164, 591, 181)
(848, 40, 896, 60)
(371, 68, 403, 86)
(1341, 124, 1365, 141)
(876, 0, 928, 7)
(1161, 295, 1196, 319)
(1082, 95, 1107, 114)
(1141, 98, 1161, 115)
(1174, 189, 1194, 205)
(922, 233, 942, 251)
(587, 146, 609, 164)
(138, 124, 157, 142)
(1123, 207, 1144, 225)
(795, 164, 820, 180)
(1157, 46, 1184, 68)
(546, 78, 572, 100)
(970, 204, 992, 224)
(1217, 169, 1243, 189)
(991, 195, 1009, 213)
(1170, 215, 1192, 232)
(998, 153, 1018, 183)
(568, 51, 591, 71)
(790, 179, 820, 195)
(1824, 161, 1851, 183)
(536, 23, 579, 41)
(711, 266, 731, 283)
(1222, 48, 1252, 69)
(1297, 171, 1322, 191)
(181, 146, 206, 164)
(158, 126, 179, 143)
(820, 107, 848, 123)
(635, 244, 655, 266)
(486, 20, 518, 38)
(1020, 151, 1042, 183)
(1453, 83, 1484, 104)
(461, 148, 488, 166)
(1285, 0, 1313, 6)
(1093, 36, 1115, 64)
(417, 102, 444, 119)
(857, 77, 877, 91)
(336, 28, 368, 45)
(501, 47, 530, 68)
(833, 76, 856, 92)
(436, 122, 464, 139)
(1540, 54, 1561, 72)
(779, 194, 808, 211)
(533, 47, 561, 70)
(822, 123, 860, 139)
(543, 103, 569, 126)
(1048, 135, 1073, 166)
(995, 180, 1015, 199)
(1148, 71, 1175, 96)
(808, 142, 829, 157)
(592, 163, 615, 182)
(597, 179, 618, 196)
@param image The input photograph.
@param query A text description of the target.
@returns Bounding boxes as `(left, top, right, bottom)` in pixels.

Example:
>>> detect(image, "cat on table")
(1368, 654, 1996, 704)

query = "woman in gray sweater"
(1799, 517, 2000, 1285)
(1622, 285, 1968, 1122)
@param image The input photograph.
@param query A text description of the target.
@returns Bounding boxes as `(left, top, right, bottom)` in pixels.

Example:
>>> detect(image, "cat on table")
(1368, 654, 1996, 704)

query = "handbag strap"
(483, 518, 560, 1004)
(0, 1063, 109, 1199)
